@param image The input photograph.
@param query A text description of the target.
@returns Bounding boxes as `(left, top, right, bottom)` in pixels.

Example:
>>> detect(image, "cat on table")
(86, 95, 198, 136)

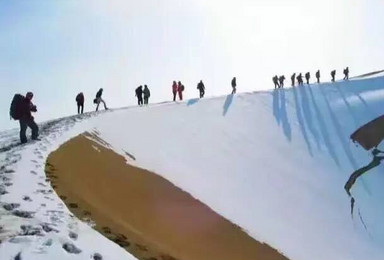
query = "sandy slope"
(46, 133, 289, 260)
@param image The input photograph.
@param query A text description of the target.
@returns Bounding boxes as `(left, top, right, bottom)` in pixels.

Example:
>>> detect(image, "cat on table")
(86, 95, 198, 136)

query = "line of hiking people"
(9, 67, 347, 144)
(194, 77, 237, 99)
(273, 67, 349, 89)
(10, 88, 110, 144)
(10, 77, 238, 144)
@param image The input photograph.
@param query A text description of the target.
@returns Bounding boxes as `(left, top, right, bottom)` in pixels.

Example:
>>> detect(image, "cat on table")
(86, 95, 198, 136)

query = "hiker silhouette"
(331, 70, 336, 82)
(135, 86, 143, 106)
(76, 92, 84, 114)
(197, 80, 205, 98)
(231, 77, 237, 94)
(291, 73, 296, 86)
(95, 88, 108, 111)
(305, 72, 310, 85)
(279, 75, 285, 88)
(273, 75, 280, 89)
(143, 85, 150, 105)
(315, 70, 320, 83)
(343, 67, 349, 80)
(10, 92, 39, 144)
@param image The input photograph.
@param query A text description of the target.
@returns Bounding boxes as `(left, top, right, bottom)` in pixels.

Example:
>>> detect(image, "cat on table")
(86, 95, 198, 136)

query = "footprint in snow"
(62, 242, 82, 254)
(22, 196, 32, 202)
(93, 253, 103, 260)
(0, 186, 8, 195)
(13, 210, 34, 219)
(9, 236, 32, 244)
(2, 176, 11, 182)
(3, 203, 20, 211)
(69, 231, 78, 240)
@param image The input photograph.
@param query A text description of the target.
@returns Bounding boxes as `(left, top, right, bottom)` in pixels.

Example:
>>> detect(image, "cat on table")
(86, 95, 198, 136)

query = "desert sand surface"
(46, 133, 289, 260)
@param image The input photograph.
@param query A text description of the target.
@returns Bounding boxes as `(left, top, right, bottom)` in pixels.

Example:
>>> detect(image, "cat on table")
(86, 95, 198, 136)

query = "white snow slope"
(0, 113, 138, 260)
(1, 74, 384, 260)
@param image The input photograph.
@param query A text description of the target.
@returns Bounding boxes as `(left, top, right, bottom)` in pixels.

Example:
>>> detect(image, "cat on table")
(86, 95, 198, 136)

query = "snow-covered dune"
(1, 75, 384, 260)
(0, 113, 138, 260)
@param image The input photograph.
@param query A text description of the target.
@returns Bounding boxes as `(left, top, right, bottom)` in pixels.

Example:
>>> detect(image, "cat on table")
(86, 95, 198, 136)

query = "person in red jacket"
(172, 81, 178, 101)
(178, 81, 184, 101)
(76, 92, 84, 114)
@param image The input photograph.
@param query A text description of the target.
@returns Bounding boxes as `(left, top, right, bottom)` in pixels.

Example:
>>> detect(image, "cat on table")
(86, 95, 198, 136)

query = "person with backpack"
(316, 70, 320, 83)
(10, 92, 39, 144)
(143, 85, 150, 105)
(331, 70, 336, 82)
(297, 73, 304, 86)
(278, 75, 285, 88)
(273, 75, 280, 89)
(343, 67, 349, 80)
(305, 72, 310, 85)
(76, 92, 84, 114)
(94, 88, 108, 111)
(172, 81, 178, 101)
(197, 80, 205, 98)
(291, 73, 296, 86)
(231, 77, 237, 94)
(178, 81, 184, 101)
(135, 86, 143, 106)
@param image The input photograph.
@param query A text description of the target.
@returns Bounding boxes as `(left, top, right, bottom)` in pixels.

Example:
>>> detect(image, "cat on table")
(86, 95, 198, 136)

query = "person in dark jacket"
(76, 92, 84, 114)
(143, 85, 150, 105)
(178, 81, 184, 101)
(305, 72, 310, 85)
(331, 70, 336, 82)
(279, 75, 285, 88)
(135, 86, 143, 106)
(316, 70, 320, 83)
(343, 67, 349, 80)
(95, 88, 108, 111)
(291, 73, 296, 86)
(172, 81, 178, 101)
(19, 92, 39, 144)
(296, 73, 303, 86)
(231, 77, 237, 94)
(197, 80, 205, 98)
(273, 75, 280, 89)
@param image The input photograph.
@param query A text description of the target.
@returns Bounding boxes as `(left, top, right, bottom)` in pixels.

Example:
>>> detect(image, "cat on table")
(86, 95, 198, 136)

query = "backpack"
(76, 93, 84, 103)
(180, 85, 185, 91)
(10, 94, 25, 120)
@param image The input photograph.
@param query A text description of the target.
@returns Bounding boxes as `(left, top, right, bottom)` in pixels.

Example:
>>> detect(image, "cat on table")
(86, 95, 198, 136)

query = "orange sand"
(46, 134, 289, 260)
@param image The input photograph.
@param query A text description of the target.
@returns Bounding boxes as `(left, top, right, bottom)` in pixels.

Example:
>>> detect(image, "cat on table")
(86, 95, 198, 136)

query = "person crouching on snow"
(94, 88, 108, 111)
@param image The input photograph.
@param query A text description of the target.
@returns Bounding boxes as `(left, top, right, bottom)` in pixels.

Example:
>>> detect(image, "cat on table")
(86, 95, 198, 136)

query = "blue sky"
(1, 0, 383, 131)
